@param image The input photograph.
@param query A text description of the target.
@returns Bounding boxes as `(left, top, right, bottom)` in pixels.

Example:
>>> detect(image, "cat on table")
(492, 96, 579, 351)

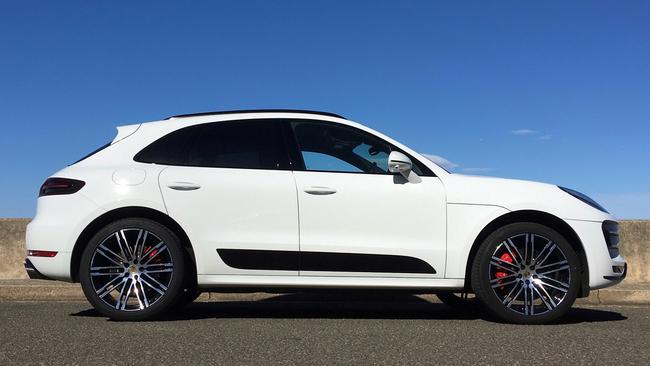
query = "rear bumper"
(24, 258, 52, 280)
(26, 193, 99, 282)
(22, 252, 73, 282)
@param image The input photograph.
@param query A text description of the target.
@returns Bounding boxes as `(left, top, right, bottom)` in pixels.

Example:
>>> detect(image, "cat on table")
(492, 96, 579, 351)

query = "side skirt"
(217, 249, 436, 274)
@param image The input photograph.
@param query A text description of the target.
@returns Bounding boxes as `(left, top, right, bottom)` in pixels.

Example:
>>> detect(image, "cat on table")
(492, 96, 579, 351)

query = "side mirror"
(388, 151, 421, 183)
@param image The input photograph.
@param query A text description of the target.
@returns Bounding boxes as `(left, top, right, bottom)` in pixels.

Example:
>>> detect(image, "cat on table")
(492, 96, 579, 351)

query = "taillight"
(39, 178, 85, 197)
(27, 250, 58, 257)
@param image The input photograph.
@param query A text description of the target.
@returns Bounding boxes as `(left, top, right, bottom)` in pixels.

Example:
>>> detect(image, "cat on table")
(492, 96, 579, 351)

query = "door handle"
(167, 182, 201, 191)
(304, 186, 337, 195)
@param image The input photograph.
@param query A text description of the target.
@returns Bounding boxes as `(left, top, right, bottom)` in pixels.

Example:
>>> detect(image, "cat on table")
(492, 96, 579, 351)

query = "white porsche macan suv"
(26, 110, 626, 323)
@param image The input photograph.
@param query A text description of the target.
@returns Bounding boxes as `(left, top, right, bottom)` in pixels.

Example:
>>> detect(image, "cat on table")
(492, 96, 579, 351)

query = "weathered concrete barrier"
(0, 219, 30, 279)
(1, 218, 648, 283)
(619, 221, 650, 284)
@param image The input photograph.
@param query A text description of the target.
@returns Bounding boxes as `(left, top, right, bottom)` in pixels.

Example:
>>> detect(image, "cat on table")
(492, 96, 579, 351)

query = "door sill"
(197, 274, 464, 291)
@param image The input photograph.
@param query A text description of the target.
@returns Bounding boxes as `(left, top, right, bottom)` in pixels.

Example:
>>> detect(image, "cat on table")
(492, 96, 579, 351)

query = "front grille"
(602, 221, 620, 258)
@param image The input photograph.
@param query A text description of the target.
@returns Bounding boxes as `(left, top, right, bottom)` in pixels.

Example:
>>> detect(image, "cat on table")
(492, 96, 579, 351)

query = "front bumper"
(603, 262, 627, 285)
(565, 219, 627, 290)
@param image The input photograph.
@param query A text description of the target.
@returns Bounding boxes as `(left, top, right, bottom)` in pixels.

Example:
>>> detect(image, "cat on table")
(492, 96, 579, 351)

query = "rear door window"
(134, 120, 290, 170)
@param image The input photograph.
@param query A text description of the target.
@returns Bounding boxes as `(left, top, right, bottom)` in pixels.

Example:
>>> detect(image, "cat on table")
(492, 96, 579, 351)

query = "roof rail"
(166, 109, 345, 120)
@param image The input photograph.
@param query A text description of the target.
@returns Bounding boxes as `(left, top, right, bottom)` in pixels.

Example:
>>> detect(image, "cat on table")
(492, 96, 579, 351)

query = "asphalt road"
(1, 294, 648, 365)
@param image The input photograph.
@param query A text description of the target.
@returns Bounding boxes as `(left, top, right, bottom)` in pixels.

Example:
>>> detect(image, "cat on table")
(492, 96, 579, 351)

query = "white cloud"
(539, 134, 552, 140)
(462, 167, 493, 173)
(511, 129, 537, 135)
(421, 154, 459, 171)
(421, 153, 493, 175)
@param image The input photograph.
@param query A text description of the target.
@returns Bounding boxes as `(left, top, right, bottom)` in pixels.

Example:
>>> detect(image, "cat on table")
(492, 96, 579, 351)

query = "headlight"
(559, 186, 608, 213)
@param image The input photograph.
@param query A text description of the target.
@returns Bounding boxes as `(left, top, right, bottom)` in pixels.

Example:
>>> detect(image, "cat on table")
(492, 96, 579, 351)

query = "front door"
(289, 120, 446, 278)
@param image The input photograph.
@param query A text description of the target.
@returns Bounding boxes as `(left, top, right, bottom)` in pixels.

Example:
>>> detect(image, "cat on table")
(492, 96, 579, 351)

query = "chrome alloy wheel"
(89, 228, 173, 311)
(489, 233, 571, 316)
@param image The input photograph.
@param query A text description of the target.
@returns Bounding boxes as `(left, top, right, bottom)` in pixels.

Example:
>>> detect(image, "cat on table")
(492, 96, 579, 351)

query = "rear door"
(136, 119, 300, 276)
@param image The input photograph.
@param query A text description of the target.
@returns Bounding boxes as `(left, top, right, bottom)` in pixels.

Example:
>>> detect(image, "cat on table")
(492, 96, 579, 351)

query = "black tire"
(471, 222, 581, 324)
(80, 218, 186, 321)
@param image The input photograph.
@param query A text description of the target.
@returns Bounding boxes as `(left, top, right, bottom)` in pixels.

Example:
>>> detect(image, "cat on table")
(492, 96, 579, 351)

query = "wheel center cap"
(129, 265, 138, 274)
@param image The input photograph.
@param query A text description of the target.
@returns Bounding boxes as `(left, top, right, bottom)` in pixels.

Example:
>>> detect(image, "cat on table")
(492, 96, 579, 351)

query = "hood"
(442, 174, 613, 222)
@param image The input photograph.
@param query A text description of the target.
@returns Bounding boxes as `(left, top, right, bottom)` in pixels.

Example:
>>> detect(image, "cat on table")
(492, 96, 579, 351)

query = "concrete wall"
(619, 221, 650, 284)
(0, 219, 30, 279)
(1, 218, 648, 283)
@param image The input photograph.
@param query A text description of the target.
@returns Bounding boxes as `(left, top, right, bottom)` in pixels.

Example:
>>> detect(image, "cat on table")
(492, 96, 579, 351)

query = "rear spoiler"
(112, 124, 141, 143)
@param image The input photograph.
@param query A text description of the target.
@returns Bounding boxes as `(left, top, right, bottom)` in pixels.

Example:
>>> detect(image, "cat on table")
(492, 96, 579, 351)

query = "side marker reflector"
(27, 250, 58, 258)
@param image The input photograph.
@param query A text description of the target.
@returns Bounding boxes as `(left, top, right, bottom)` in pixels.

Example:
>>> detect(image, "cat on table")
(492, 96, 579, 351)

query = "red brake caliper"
(495, 252, 513, 288)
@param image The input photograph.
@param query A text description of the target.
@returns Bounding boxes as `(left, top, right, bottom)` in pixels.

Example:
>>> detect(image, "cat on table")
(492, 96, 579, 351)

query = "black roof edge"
(166, 109, 345, 120)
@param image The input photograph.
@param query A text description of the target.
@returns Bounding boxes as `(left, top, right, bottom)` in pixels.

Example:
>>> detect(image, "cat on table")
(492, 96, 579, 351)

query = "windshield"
(421, 154, 452, 173)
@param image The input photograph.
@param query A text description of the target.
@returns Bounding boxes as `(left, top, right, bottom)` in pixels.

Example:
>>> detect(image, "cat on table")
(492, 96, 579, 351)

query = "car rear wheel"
(80, 218, 185, 321)
(471, 222, 581, 324)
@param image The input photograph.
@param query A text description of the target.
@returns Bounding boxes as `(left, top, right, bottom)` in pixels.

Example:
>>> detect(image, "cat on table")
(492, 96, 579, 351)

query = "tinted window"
(134, 120, 289, 170)
(302, 151, 363, 173)
(291, 121, 427, 175)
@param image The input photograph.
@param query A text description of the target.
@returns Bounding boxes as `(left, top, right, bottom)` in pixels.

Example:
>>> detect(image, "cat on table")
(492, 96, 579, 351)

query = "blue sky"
(1, 1, 649, 218)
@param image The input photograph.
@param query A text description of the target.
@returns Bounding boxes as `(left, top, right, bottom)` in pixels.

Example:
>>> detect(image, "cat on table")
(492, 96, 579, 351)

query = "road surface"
(1, 294, 647, 365)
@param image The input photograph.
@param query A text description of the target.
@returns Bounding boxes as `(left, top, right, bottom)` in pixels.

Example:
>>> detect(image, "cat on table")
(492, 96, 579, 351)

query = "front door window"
(290, 120, 425, 175)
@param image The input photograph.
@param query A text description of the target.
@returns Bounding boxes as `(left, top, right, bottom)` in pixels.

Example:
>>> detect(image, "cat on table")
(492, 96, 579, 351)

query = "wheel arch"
(464, 210, 590, 298)
(70, 206, 197, 285)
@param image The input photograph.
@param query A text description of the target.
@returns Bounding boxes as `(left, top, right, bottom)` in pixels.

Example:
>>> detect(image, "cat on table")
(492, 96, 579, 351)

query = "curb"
(576, 286, 650, 306)
(0, 281, 276, 302)
(1, 280, 649, 305)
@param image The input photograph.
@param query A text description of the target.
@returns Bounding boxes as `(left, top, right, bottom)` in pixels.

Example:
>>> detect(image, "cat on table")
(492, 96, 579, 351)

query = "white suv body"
(26, 110, 626, 323)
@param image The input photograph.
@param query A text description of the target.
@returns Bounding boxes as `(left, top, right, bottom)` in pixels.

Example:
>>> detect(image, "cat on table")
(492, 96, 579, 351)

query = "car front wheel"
(471, 222, 581, 324)
(79, 218, 185, 321)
